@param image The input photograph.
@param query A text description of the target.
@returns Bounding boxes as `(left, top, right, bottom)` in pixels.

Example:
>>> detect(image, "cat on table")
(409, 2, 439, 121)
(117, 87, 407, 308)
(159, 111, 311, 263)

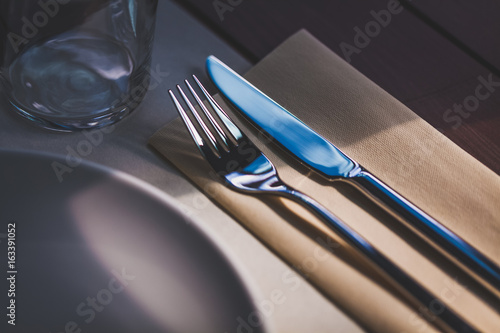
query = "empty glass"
(0, 0, 158, 131)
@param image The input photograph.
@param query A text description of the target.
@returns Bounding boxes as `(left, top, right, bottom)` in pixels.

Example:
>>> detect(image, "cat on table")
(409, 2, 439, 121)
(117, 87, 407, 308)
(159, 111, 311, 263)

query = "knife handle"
(350, 170, 500, 298)
(278, 187, 477, 333)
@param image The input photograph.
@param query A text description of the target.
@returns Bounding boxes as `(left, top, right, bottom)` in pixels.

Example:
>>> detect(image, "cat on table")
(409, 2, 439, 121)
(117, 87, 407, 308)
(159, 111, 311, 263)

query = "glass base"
(10, 102, 133, 132)
(6, 30, 152, 132)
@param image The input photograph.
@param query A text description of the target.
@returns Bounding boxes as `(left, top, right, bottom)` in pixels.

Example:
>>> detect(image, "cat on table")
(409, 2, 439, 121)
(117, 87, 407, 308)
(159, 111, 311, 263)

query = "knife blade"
(206, 55, 500, 299)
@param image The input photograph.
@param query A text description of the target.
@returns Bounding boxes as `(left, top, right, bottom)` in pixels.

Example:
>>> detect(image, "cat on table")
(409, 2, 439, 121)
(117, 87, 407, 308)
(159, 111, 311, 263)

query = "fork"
(169, 75, 477, 333)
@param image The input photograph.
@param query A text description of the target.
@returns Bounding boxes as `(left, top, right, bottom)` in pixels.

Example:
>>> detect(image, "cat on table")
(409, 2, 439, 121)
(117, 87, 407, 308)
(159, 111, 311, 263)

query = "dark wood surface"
(174, 0, 500, 175)
(409, 0, 500, 73)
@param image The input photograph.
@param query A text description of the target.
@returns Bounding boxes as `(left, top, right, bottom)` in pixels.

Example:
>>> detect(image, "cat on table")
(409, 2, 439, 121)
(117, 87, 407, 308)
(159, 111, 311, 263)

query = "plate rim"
(0, 147, 271, 332)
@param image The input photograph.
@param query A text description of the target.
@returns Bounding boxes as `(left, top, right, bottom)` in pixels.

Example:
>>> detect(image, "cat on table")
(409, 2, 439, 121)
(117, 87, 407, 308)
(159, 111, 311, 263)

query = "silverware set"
(168, 58, 499, 332)
(206, 56, 500, 303)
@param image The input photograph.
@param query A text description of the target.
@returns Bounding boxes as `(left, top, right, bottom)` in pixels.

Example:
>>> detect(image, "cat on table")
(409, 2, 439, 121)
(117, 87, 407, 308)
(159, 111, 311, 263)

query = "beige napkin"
(149, 30, 500, 332)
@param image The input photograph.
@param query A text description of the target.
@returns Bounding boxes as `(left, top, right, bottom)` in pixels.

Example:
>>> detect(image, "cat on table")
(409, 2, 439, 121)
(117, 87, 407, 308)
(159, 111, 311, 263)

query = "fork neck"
(265, 178, 302, 198)
(252, 174, 291, 193)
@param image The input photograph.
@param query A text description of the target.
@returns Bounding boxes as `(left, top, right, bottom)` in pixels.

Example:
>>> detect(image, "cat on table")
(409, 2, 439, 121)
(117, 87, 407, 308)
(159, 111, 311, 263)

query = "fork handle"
(349, 170, 500, 298)
(277, 186, 477, 333)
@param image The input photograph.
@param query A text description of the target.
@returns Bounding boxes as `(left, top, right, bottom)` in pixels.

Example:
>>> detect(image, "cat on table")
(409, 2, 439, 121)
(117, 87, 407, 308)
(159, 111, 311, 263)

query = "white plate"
(0, 149, 264, 333)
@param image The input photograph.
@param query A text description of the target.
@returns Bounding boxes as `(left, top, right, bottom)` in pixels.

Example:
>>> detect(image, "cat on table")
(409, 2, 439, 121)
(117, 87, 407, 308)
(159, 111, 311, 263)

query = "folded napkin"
(149, 30, 500, 332)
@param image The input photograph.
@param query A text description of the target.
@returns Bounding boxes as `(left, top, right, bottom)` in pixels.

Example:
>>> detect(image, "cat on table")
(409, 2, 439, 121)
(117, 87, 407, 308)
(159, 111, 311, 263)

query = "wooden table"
(174, 0, 500, 175)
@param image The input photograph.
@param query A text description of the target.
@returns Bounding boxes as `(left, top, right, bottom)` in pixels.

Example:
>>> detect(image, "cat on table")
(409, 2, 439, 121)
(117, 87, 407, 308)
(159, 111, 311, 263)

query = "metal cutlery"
(206, 55, 500, 299)
(168, 75, 477, 333)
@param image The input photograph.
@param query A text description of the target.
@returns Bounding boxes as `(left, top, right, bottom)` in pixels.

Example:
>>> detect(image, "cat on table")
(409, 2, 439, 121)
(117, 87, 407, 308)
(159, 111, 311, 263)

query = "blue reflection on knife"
(206, 55, 357, 178)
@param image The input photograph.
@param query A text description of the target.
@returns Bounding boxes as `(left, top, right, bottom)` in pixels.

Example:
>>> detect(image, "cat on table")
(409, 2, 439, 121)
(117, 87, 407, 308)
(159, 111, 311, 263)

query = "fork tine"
(176, 83, 220, 153)
(169, 89, 207, 150)
(193, 75, 243, 142)
(185, 78, 230, 148)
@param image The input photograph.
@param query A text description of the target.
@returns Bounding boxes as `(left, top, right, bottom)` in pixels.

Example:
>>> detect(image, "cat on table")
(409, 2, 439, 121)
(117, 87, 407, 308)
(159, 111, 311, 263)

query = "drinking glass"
(0, 0, 158, 131)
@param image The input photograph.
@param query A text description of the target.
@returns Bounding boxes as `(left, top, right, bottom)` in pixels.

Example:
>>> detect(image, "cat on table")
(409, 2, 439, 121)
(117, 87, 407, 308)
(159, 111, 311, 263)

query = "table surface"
(176, 0, 500, 175)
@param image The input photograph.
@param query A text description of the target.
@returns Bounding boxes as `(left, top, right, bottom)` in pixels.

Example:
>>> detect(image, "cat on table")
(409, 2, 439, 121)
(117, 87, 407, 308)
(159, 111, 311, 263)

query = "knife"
(206, 55, 500, 298)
